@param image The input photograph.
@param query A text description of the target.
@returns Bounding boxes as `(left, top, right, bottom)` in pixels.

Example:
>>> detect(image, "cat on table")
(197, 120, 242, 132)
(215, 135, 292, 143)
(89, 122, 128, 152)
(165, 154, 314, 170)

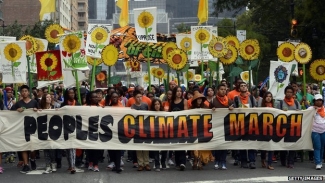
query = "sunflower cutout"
(167, 48, 188, 71)
(101, 45, 118, 66)
(4, 43, 22, 62)
(294, 43, 312, 64)
(143, 74, 149, 83)
(208, 36, 229, 58)
(45, 24, 64, 44)
(39, 53, 58, 71)
(155, 68, 165, 79)
(131, 61, 140, 70)
(150, 67, 157, 76)
(277, 42, 295, 62)
(138, 11, 154, 28)
(239, 39, 260, 60)
(219, 45, 238, 65)
(87, 56, 103, 66)
(36, 39, 45, 52)
(195, 29, 210, 44)
(162, 42, 177, 61)
(240, 71, 249, 84)
(91, 27, 108, 44)
(96, 72, 106, 82)
(186, 71, 194, 80)
(20, 35, 37, 56)
(180, 37, 192, 51)
(225, 35, 240, 49)
(63, 34, 81, 53)
(194, 74, 202, 82)
(310, 59, 325, 81)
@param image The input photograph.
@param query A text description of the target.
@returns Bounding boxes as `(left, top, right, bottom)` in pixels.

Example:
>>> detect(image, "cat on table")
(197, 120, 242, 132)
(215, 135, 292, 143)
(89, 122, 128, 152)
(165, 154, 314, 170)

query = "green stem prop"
(14, 84, 18, 101)
(146, 28, 151, 92)
(74, 70, 81, 104)
(90, 44, 99, 91)
(186, 70, 189, 90)
(216, 60, 220, 87)
(249, 62, 252, 93)
(177, 72, 180, 86)
(27, 55, 32, 98)
(200, 44, 204, 77)
(108, 66, 111, 86)
(303, 64, 307, 98)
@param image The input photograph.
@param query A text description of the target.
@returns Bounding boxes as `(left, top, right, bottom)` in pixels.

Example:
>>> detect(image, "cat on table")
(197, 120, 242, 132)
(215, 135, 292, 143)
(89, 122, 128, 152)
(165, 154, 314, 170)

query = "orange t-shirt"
(111, 101, 124, 107)
(227, 90, 251, 101)
(162, 101, 170, 111)
(99, 99, 106, 106)
(127, 96, 152, 108)
(188, 98, 210, 108)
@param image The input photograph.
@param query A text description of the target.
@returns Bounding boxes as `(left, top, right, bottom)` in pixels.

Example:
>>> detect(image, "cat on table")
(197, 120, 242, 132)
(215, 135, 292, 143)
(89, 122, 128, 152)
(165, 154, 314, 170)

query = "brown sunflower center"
(157, 71, 162, 76)
(214, 42, 223, 51)
(198, 33, 206, 41)
(228, 40, 235, 47)
(141, 15, 150, 25)
(172, 54, 182, 64)
(67, 40, 77, 50)
(95, 32, 104, 40)
(298, 48, 307, 58)
(316, 65, 325, 75)
(9, 48, 17, 58)
(282, 47, 292, 57)
(166, 47, 174, 55)
(224, 50, 233, 59)
(45, 58, 53, 67)
(245, 45, 255, 55)
(50, 30, 59, 38)
(26, 40, 32, 50)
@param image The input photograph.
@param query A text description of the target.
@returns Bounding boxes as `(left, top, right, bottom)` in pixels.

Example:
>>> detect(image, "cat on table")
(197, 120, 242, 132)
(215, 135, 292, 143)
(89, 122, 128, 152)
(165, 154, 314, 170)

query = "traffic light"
(291, 19, 298, 37)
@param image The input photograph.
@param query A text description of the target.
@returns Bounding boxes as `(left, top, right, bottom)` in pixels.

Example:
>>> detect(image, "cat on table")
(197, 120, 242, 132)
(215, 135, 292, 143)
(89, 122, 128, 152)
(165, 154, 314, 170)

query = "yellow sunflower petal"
(91, 27, 109, 44)
(45, 24, 64, 44)
(143, 74, 149, 83)
(138, 11, 154, 28)
(162, 42, 177, 61)
(63, 34, 81, 53)
(20, 35, 37, 56)
(219, 45, 238, 65)
(208, 36, 229, 58)
(39, 53, 58, 71)
(87, 56, 103, 66)
(155, 68, 165, 79)
(225, 35, 240, 49)
(277, 42, 295, 62)
(180, 37, 192, 51)
(166, 48, 187, 71)
(195, 28, 210, 44)
(150, 67, 157, 76)
(294, 42, 312, 64)
(36, 39, 45, 52)
(101, 45, 118, 66)
(4, 43, 23, 62)
(239, 39, 260, 60)
(310, 59, 325, 81)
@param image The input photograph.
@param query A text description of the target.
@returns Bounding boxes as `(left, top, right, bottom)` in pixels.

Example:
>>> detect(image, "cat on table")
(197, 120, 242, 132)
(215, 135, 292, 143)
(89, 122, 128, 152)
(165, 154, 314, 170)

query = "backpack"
(279, 100, 299, 110)
(234, 95, 255, 108)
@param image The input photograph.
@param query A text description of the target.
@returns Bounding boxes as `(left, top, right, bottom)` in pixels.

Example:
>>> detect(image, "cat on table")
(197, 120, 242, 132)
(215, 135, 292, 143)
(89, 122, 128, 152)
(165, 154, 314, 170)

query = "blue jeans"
(311, 131, 325, 165)
(240, 150, 255, 162)
(261, 151, 273, 165)
(214, 150, 227, 165)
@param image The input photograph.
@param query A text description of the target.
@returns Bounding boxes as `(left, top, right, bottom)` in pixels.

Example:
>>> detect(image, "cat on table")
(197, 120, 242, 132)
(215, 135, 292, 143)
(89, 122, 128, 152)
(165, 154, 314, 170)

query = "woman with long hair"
(151, 99, 167, 172)
(169, 86, 188, 171)
(205, 87, 215, 104)
(61, 88, 80, 174)
(258, 91, 274, 170)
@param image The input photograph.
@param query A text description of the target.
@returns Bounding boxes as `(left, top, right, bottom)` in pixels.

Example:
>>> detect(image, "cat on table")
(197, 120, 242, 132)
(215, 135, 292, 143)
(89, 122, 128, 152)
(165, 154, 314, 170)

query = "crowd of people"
(0, 78, 324, 175)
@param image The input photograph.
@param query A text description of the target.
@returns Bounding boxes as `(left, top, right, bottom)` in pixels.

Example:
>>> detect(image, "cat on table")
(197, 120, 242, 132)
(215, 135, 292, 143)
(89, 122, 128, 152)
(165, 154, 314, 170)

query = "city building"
(77, 0, 88, 31)
(88, 0, 97, 19)
(59, 0, 72, 29)
(89, 0, 111, 24)
(71, 0, 79, 31)
(106, 0, 115, 20)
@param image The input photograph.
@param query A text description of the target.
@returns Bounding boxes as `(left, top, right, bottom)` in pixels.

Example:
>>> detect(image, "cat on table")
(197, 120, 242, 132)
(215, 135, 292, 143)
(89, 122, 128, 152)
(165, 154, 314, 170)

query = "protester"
(310, 94, 325, 170)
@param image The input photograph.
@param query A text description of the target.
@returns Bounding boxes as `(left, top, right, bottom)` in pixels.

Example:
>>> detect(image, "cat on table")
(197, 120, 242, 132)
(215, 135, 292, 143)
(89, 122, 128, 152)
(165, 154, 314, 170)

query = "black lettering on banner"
(89, 116, 99, 141)
(76, 115, 87, 140)
(24, 116, 37, 142)
(48, 115, 62, 140)
(99, 115, 113, 142)
(37, 115, 48, 140)
(63, 115, 76, 140)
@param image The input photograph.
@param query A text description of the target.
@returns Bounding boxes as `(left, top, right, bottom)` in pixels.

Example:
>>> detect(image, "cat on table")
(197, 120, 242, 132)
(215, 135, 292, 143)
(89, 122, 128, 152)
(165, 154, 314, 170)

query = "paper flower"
(91, 27, 108, 44)
(138, 11, 154, 28)
(63, 34, 81, 53)
(45, 24, 64, 44)
(20, 35, 37, 56)
(225, 35, 240, 49)
(4, 43, 22, 62)
(143, 74, 149, 83)
(294, 43, 312, 64)
(36, 39, 45, 52)
(96, 72, 106, 82)
(162, 42, 177, 61)
(155, 68, 165, 79)
(219, 45, 238, 65)
(310, 59, 325, 81)
(195, 28, 210, 44)
(39, 53, 58, 71)
(101, 45, 118, 66)
(167, 48, 187, 71)
(277, 42, 295, 62)
(208, 36, 229, 58)
(185, 71, 194, 80)
(239, 39, 260, 60)
(180, 37, 192, 51)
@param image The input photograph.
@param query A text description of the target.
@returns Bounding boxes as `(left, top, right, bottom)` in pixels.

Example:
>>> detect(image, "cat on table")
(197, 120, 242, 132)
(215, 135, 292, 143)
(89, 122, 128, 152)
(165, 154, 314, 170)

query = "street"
(0, 152, 324, 183)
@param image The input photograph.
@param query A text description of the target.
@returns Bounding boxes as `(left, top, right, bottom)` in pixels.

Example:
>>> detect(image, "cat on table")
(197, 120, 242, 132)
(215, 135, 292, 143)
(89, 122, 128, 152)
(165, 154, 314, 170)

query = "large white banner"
(133, 7, 157, 43)
(0, 107, 314, 152)
(269, 61, 293, 100)
(0, 41, 27, 83)
(86, 24, 112, 58)
(191, 26, 213, 61)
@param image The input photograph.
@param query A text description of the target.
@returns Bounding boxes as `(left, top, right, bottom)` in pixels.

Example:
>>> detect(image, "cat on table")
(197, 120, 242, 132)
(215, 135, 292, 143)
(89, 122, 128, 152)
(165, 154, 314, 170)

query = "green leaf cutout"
(187, 51, 191, 55)
(180, 64, 190, 72)
(110, 76, 121, 84)
(202, 44, 209, 48)
(147, 27, 152, 33)
(250, 59, 259, 69)
(73, 52, 81, 58)
(208, 61, 217, 71)
(97, 44, 106, 49)
(235, 57, 244, 65)
(50, 71, 57, 76)
(229, 67, 243, 77)
(13, 62, 21, 67)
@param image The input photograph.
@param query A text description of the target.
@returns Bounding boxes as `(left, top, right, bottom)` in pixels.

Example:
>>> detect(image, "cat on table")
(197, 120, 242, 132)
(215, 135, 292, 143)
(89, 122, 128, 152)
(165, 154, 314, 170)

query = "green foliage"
(217, 19, 235, 37)
(176, 23, 190, 33)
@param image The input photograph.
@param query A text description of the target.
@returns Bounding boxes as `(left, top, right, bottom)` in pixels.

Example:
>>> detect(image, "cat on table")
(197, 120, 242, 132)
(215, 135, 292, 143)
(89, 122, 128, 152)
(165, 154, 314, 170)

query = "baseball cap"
(314, 94, 323, 101)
